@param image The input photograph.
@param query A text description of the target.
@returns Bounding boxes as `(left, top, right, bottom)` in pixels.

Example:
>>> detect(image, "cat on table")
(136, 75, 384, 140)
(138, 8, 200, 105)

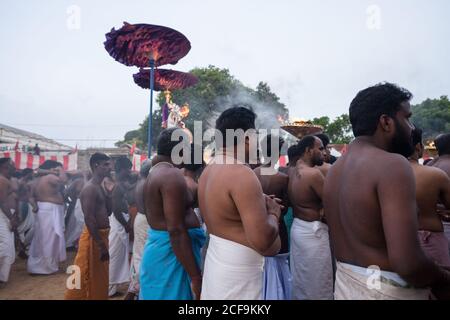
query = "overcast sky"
(1, 0, 449, 148)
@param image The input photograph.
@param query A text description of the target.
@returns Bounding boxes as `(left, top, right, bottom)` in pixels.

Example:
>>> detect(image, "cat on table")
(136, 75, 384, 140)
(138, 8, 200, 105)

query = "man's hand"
(9, 215, 19, 231)
(265, 194, 282, 220)
(190, 276, 202, 300)
(99, 244, 109, 262)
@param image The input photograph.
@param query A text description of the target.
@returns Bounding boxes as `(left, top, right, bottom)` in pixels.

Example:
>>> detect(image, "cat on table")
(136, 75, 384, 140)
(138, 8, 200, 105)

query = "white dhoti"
(17, 204, 35, 247)
(108, 212, 130, 296)
(0, 209, 15, 282)
(262, 253, 292, 300)
(65, 199, 85, 248)
(27, 202, 66, 274)
(128, 212, 149, 295)
(335, 262, 430, 300)
(201, 234, 264, 300)
(290, 218, 333, 300)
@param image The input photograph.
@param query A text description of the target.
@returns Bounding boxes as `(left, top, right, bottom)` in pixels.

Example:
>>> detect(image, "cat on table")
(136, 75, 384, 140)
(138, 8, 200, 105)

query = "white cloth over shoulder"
(290, 218, 333, 300)
(27, 202, 66, 274)
(335, 262, 430, 300)
(201, 234, 264, 300)
(0, 209, 15, 282)
(65, 199, 85, 248)
(109, 212, 130, 296)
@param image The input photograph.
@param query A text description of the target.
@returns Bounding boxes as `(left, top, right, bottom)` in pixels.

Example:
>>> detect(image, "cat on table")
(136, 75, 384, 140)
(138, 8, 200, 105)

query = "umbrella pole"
(147, 58, 155, 157)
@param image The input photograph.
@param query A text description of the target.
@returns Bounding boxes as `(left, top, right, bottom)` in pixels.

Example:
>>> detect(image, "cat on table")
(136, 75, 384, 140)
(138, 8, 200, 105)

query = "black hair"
(287, 144, 300, 160)
(0, 157, 11, 167)
(39, 160, 62, 170)
(297, 135, 318, 157)
(435, 133, 450, 156)
(411, 128, 423, 147)
(114, 156, 132, 173)
(261, 134, 284, 158)
(349, 82, 413, 137)
(139, 160, 152, 178)
(89, 153, 110, 171)
(157, 128, 185, 157)
(21, 168, 34, 177)
(315, 133, 330, 147)
(215, 106, 257, 147)
(183, 144, 204, 172)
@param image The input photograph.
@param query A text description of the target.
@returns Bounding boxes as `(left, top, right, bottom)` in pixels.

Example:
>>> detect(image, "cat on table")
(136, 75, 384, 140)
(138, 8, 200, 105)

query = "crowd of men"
(1, 82, 450, 300)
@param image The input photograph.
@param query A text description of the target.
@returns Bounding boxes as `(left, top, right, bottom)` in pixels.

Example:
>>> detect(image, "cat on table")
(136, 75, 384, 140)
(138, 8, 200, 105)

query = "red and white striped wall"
(132, 153, 148, 172)
(0, 151, 78, 171)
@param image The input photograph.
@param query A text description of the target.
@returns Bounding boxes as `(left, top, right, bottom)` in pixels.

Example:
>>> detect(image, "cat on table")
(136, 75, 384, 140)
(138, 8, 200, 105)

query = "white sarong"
(27, 202, 66, 274)
(290, 218, 333, 300)
(128, 212, 149, 294)
(108, 212, 130, 296)
(334, 262, 430, 300)
(65, 199, 85, 248)
(0, 209, 15, 282)
(201, 234, 264, 300)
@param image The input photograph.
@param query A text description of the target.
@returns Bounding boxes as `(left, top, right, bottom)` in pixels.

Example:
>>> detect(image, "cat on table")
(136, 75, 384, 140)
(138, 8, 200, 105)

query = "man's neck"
(92, 174, 104, 185)
(354, 135, 391, 151)
(408, 157, 419, 164)
(152, 155, 173, 166)
(298, 157, 314, 168)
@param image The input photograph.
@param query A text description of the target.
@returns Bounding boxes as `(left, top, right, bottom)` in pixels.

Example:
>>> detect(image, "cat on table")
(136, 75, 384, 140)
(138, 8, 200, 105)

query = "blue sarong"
(139, 227, 206, 300)
(262, 253, 292, 300)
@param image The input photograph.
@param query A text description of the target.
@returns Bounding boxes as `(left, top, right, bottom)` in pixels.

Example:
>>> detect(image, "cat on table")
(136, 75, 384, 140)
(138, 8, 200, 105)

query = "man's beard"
(313, 156, 324, 167)
(390, 120, 414, 158)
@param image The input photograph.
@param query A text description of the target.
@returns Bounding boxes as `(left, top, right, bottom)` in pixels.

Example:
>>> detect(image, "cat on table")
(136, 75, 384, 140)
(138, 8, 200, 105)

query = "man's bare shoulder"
(80, 182, 100, 198)
(0, 175, 9, 185)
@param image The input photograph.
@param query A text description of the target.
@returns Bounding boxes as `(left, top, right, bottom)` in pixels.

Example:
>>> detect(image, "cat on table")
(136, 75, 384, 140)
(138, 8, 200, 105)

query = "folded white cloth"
(128, 212, 149, 294)
(335, 261, 430, 300)
(290, 218, 333, 300)
(201, 234, 264, 300)
(27, 202, 66, 274)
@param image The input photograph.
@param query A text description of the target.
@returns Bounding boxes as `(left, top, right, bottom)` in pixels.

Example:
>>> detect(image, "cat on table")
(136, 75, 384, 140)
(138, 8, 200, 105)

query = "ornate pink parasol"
(104, 22, 191, 67)
(133, 68, 198, 91)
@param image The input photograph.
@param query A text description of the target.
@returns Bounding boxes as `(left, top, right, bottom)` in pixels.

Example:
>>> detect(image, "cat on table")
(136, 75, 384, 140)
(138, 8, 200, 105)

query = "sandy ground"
(0, 250, 128, 300)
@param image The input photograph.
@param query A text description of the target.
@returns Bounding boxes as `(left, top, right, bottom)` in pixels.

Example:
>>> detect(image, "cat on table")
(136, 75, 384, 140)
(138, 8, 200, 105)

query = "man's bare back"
(289, 164, 324, 222)
(144, 162, 199, 231)
(34, 174, 65, 205)
(410, 162, 450, 232)
(433, 156, 450, 178)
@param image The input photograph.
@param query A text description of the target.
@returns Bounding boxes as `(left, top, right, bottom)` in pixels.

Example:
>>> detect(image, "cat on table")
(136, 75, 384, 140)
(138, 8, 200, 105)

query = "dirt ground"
(0, 251, 127, 300)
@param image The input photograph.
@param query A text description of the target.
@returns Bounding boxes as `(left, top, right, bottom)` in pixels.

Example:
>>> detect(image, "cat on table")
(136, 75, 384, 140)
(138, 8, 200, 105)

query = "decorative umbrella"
(104, 22, 191, 156)
(104, 22, 191, 67)
(281, 120, 323, 139)
(133, 68, 198, 91)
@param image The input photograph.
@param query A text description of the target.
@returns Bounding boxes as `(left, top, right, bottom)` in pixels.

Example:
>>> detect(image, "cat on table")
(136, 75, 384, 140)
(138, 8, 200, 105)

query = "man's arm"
(112, 185, 131, 232)
(378, 157, 450, 289)
(231, 166, 280, 256)
(310, 169, 325, 201)
(80, 186, 108, 260)
(0, 178, 15, 223)
(437, 170, 450, 209)
(163, 169, 202, 281)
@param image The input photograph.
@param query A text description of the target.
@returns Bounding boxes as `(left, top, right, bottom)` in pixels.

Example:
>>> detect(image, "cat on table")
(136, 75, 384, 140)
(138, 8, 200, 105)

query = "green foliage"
(411, 96, 450, 140)
(312, 114, 353, 144)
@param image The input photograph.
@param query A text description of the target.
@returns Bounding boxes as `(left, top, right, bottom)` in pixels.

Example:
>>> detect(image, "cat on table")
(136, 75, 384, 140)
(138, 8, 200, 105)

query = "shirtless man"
(324, 83, 450, 300)
(125, 160, 152, 300)
(140, 128, 205, 300)
(0, 158, 18, 285)
(108, 157, 133, 297)
(254, 134, 291, 300)
(315, 133, 333, 177)
(27, 160, 68, 274)
(408, 128, 450, 268)
(431, 133, 450, 257)
(198, 107, 282, 300)
(65, 153, 113, 300)
(288, 135, 333, 300)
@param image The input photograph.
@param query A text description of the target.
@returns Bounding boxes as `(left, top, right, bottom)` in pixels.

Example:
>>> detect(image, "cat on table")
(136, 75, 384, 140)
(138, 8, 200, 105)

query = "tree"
(411, 96, 450, 141)
(118, 65, 289, 151)
(312, 114, 353, 144)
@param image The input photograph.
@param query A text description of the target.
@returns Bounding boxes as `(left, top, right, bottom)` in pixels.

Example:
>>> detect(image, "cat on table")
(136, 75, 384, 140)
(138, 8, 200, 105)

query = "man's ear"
(379, 114, 394, 133)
